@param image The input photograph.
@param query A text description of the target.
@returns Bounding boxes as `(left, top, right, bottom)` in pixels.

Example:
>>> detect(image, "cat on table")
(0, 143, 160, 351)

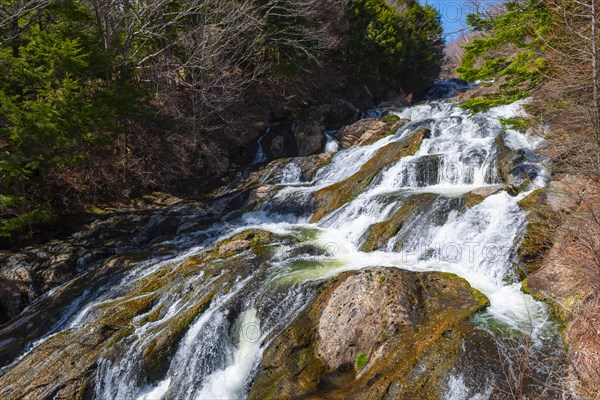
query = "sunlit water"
(1, 93, 561, 399)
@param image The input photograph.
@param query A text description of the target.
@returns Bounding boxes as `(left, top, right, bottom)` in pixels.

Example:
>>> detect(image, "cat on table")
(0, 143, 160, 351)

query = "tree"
(0, 0, 138, 237)
(345, 0, 443, 93)
(457, 0, 550, 111)
(543, 0, 600, 176)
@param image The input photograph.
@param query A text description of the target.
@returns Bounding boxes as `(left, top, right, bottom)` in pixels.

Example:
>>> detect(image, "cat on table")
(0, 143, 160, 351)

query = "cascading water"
(0, 84, 564, 399)
(252, 127, 270, 164)
(324, 130, 340, 153)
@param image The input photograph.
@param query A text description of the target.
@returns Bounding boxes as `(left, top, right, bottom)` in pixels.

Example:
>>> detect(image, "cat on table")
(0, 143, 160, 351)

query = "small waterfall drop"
(324, 130, 340, 152)
(252, 127, 270, 164)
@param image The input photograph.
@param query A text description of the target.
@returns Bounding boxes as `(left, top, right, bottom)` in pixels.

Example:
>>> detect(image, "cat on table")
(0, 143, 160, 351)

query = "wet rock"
(252, 153, 335, 186)
(286, 244, 326, 258)
(0, 196, 225, 325)
(0, 229, 286, 399)
(378, 95, 410, 110)
(311, 128, 428, 222)
(319, 100, 361, 130)
(410, 154, 442, 187)
(360, 193, 438, 252)
(135, 215, 182, 244)
(260, 189, 316, 221)
(292, 115, 325, 156)
(291, 100, 360, 156)
(0, 257, 127, 368)
(269, 135, 286, 159)
(496, 135, 540, 190)
(0, 245, 79, 322)
(425, 78, 471, 100)
(142, 290, 215, 382)
(336, 117, 408, 149)
(463, 184, 507, 208)
(248, 267, 489, 400)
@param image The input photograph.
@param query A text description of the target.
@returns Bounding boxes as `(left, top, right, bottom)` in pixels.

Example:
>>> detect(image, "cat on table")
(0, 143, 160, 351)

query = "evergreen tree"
(457, 0, 550, 111)
(345, 0, 443, 93)
(0, 0, 138, 237)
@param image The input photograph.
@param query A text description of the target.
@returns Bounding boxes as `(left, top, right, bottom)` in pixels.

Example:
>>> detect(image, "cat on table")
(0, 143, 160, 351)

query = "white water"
(324, 130, 340, 152)
(280, 161, 302, 184)
(252, 127, 270, 164)
(187, 99, 550, 399)
(1, 91, 559, 399)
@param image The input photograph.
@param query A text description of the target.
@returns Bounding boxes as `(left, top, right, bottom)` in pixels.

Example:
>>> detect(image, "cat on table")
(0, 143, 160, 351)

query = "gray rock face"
(496, 134, 541, 188)
(0, 245, 78, 322)
(0, 197, 220, 324)
(336, 119, 385, 148)
(545, 176, 581, 212)
(292, 115, 326, 156)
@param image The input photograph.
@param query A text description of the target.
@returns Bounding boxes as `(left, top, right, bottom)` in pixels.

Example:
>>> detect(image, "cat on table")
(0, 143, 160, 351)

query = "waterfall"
(252, 127, 270, 165)
(0, 89, 563, 400)
(324, 130, 340, 152)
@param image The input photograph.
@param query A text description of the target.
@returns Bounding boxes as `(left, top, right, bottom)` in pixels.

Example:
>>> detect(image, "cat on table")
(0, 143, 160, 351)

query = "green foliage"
(0, 201, 52, 238)
(355, 353, 368, 370)
(379, 330, 390, 341)
(0, 0, 140, 237)
(498, 117, 527, 131)
(0, 0, 444, 239)
(345, 0, 443, 92)
(457, 0, 550, 111)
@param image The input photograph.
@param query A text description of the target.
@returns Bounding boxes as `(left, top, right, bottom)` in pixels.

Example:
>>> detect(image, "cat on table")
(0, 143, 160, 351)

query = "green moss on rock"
(516, 189, 559, 277)
(248, 267, 490, 400)
(0, 228, 291, 400)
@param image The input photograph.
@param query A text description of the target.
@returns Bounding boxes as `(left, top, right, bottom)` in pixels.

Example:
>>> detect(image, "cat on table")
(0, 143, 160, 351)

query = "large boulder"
(248, 267, 490, 400)
(291, 100, 361, 156)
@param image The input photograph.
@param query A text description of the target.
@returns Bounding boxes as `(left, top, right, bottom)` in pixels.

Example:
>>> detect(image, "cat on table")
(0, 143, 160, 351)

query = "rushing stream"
(0, 84, 565, 399)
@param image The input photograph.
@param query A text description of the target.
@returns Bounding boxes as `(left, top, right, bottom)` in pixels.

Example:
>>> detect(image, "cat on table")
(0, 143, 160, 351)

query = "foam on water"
(1, 96, 559, 399)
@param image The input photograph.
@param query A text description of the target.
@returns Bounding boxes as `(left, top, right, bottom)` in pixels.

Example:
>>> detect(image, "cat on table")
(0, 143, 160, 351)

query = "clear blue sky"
(420, 0, 503, 40)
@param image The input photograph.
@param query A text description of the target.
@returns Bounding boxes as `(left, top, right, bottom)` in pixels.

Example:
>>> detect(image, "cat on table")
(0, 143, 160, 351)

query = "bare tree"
(0, 0, 51, 56)
(537, 0, 600, 178)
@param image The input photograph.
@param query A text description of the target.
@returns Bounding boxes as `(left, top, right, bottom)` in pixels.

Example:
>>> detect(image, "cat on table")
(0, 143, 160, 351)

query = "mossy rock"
(0, 228, 290, 399)
(464, 192, 485, 208)
(360, 193, 438, 252)
(462, 184, 508, 209)
(382, 114, 401, 123)
(248, 267, 489, 400)
(0, 257, 129, 369)
(516, 189, 560, 277)
(311, 129, 428, 222)
(142, 291, 215, 382)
